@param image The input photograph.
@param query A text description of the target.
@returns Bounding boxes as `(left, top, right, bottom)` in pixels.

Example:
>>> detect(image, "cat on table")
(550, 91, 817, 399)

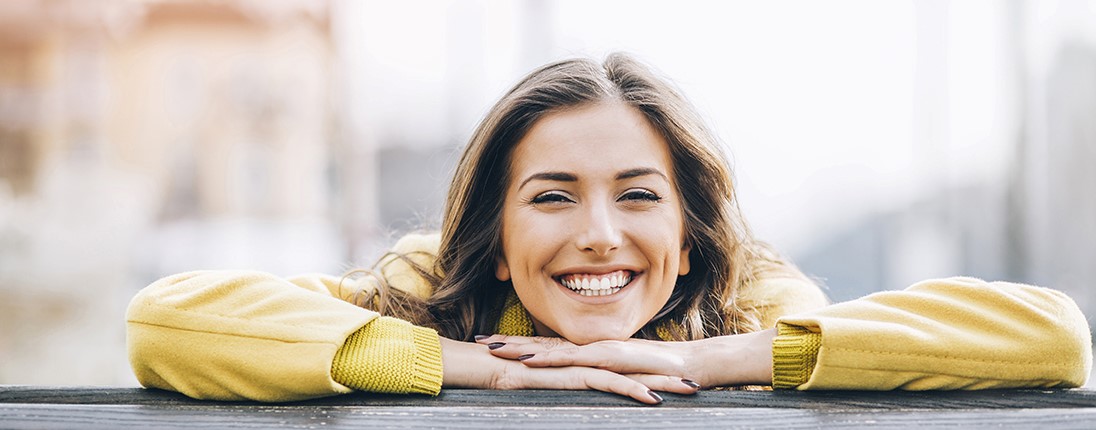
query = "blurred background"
(1, 0, 1094, 386)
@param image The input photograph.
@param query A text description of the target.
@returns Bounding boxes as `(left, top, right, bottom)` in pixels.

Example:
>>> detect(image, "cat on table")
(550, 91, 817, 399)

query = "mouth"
(554, 270, 636, 297)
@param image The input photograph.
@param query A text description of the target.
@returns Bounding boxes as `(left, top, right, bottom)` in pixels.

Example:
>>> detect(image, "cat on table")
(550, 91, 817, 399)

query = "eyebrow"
(518, 172, 577, 190)
(517, 168, 670, 191)
(616, 167, 669, 182)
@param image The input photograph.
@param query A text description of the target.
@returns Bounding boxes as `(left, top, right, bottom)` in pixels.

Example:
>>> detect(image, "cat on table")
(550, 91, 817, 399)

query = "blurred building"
(0, 0, 339, 385)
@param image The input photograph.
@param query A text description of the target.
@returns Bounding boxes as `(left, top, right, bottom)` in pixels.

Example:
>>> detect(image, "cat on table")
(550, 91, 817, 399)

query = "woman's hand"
(474, 328, 777, 389)
(440, 337, 699, 404)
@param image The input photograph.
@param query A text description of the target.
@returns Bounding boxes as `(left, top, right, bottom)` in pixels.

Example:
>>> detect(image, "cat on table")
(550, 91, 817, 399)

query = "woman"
(127, 53, 1091, 404)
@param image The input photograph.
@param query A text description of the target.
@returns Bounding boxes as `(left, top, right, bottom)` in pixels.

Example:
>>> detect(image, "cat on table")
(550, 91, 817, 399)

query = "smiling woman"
(125, 53, 1092, 405)
(498, 101, 691, 345)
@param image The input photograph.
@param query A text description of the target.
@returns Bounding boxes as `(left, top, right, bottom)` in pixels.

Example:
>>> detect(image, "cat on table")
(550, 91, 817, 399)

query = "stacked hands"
(440, 329, 778, 405)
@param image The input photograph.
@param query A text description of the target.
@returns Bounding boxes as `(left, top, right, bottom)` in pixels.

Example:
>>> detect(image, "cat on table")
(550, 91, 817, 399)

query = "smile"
(556, 270, 634, 297)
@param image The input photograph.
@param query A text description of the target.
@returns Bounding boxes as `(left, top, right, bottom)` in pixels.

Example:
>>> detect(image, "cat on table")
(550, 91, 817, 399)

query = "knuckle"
(574, 368, 602, 389)
(544, 346, 580, 366)
(573, 372, 592, 390)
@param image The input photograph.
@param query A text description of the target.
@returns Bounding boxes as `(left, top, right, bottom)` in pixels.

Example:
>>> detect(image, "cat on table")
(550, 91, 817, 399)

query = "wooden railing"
(3, 386, 1096, 428)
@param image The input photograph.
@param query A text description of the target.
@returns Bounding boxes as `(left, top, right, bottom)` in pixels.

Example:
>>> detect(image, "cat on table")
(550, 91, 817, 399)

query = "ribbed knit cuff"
(771, 322, 822, 389)
(331, 317, 444, 395)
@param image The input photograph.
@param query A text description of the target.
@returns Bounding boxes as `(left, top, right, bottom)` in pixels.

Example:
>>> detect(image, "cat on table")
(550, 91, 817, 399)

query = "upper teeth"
(560, 271, 632, 296)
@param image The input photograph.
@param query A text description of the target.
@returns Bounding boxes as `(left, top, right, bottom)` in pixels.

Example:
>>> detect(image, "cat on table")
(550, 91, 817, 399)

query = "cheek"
(631, 214, 686, 262)
(501, 211, 566, 278)
(638, 218, 688, 298)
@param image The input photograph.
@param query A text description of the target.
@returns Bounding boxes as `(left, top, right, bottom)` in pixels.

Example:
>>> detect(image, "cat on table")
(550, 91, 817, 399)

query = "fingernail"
(647, 390, 663, 404)
(681, 379, 701, 389)
(474, 335, 490, 341)
(487, 342, 505, 350)
(517, 354, 535, 361)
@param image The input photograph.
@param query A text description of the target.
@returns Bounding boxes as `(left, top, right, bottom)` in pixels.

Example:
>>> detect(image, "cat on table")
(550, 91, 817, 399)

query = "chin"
(558, 325, 637, 345)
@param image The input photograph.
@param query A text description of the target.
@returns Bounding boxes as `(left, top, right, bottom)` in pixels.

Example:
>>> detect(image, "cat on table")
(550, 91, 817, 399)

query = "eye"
(529, 191, 574, 205)
(619, 189, 662, 203)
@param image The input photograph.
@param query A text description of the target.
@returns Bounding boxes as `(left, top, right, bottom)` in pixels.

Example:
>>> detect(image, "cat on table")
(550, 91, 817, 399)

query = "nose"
(575, 201, 622, 256)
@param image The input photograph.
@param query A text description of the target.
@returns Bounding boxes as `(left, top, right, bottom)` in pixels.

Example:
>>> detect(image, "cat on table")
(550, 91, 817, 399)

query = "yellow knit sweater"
(126, 233, 1091, 402)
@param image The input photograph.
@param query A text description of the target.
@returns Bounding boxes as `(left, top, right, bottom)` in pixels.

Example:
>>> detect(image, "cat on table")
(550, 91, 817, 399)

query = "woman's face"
(496, 101, 691, 345)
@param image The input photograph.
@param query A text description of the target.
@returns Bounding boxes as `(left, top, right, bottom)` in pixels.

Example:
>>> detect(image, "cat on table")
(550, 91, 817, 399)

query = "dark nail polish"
(474, 335, 490, 341)
(681, 379, 701, 389)
(647, 390, 663, 404)
(487, 342, 505, 350)
(517, 354, 535, 361)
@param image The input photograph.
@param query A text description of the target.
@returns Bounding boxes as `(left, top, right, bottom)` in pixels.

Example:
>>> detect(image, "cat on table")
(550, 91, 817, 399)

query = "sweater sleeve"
(331, 317, 443, 395)
(771, 277, 1092, 390)
(125, 270, 443, 402)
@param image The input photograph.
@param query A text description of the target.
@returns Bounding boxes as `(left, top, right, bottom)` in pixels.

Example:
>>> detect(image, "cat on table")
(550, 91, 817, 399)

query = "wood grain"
(3, 386, 1096, 409)
(3, 404, 1096, 429)
(3, 386, 1096, 429)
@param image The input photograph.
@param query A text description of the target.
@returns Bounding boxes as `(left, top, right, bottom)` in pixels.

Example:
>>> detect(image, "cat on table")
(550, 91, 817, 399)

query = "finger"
(473, 334, 512, 344)
(508, 349, 700, 395)
(582, 369, 664, 405)
(626, 374, 701, 395)
(481, 336, 580, 360)
(486, 341, 579, 360)
(505, 343, 599, 366)
(473, 334, 496, 343)
(519, 341, 687, 376)
(473, 334, 548, 344)
(513, 365, 664, 405)
(473, 335, 534, 353)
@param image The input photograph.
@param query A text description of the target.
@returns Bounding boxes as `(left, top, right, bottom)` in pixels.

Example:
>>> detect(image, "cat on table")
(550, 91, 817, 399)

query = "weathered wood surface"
(3, 386, 1096, 429)
(5, 385, 1096, 409)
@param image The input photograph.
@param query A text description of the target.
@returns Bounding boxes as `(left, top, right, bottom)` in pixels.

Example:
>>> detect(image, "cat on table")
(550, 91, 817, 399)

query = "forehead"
(510, 101, 673, 179)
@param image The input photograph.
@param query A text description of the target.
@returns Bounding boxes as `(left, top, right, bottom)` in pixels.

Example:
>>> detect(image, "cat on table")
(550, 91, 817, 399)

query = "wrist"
(693, 328, 776, 387)
(440, 338, 471, 387)
(441, 337, 499, 389)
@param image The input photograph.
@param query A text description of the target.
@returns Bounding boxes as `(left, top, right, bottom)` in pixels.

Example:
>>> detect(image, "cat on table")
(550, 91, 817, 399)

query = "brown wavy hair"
(350, 53, 810, 341)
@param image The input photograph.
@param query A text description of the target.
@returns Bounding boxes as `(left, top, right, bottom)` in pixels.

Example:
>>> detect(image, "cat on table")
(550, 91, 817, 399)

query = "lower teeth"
(575, 287, 622, 297)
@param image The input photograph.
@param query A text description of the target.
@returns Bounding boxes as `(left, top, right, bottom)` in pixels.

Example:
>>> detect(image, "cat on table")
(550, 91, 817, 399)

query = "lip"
(551, 265, 642, 278)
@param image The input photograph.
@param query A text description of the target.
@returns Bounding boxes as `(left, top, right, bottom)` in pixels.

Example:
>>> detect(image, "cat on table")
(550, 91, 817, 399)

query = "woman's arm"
(126, 270, 443, 402)
(481, 277, 1092, 390)
(775, 277, 1092, 390)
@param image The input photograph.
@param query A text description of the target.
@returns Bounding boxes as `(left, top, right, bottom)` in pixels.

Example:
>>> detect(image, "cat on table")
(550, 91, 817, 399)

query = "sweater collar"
(495, 292, 535, 336)
(493, 291, 676, 340)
